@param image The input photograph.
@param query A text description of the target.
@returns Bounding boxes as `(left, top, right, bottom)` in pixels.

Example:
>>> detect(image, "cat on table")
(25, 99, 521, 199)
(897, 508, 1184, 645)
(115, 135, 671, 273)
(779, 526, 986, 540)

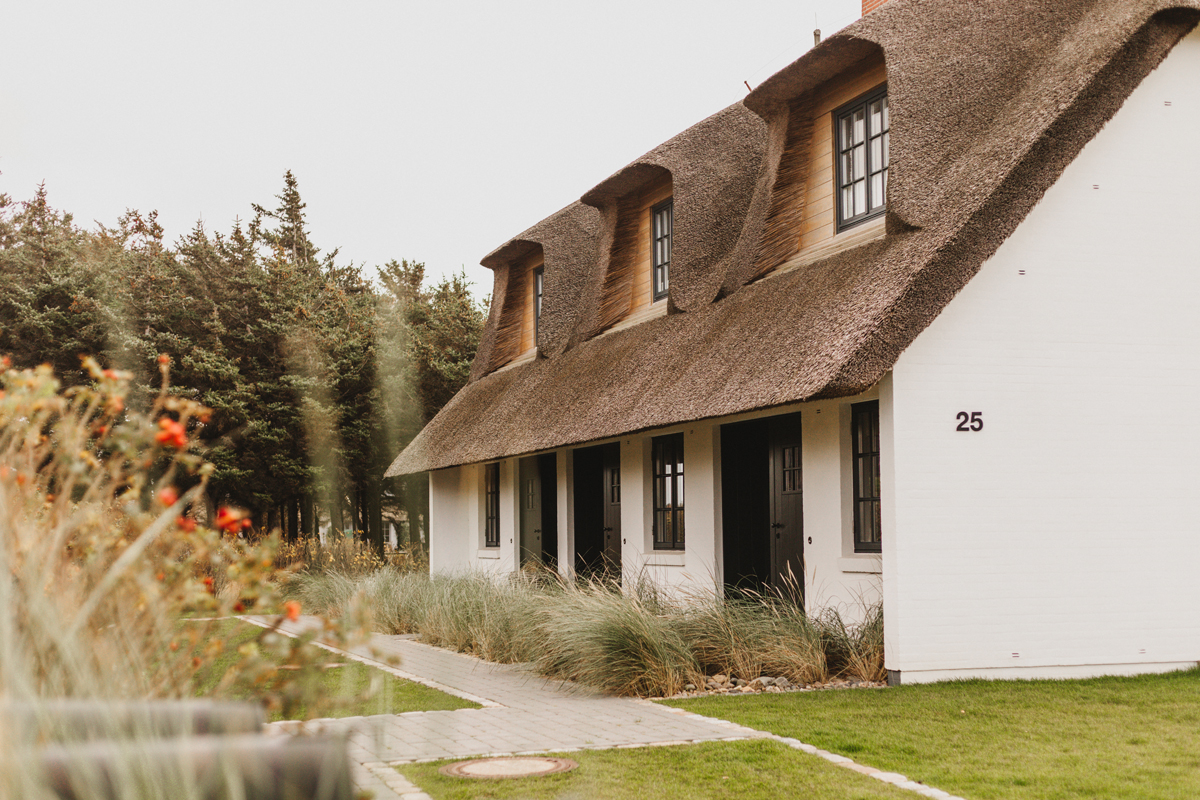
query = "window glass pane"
(870, 173, 883, 210)
(854, 181, 866, 216)
(676, 510, 685, 545)
(882, 96, 889, 130)
(882, 132, 890, 169)
(870, 99, 882, 135)
(841, 186, 854, 221)
(870, 136, 882, 170)
(840, 116, 854, 150)
(853, 144, 866, 180)
(853, 108, 865, 143)
(840, 152, 853, 187)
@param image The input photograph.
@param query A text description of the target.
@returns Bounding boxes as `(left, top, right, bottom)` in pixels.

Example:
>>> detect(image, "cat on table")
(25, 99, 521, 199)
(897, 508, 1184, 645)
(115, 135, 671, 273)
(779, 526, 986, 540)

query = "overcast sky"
(1, 0, 862, 298)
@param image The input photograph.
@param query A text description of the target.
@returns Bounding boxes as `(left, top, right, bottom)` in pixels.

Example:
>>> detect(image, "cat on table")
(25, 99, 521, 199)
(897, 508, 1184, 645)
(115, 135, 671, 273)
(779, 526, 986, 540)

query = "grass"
(192, 620, 478, 719)
(399, 740, 915, 800)
(662, 668, 1200, 800)
(290, 567, 884, 696)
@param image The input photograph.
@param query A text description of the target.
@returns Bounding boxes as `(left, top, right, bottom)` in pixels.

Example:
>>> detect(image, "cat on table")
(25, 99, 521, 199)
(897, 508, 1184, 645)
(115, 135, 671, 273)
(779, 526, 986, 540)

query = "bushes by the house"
(291, 565, 884, 696)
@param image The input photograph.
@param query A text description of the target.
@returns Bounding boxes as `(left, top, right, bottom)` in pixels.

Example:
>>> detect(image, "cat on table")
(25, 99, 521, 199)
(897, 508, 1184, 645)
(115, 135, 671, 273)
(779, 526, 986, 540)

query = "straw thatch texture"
(389, 0, 1200, 476)
(473, 202, 602, 376)
(751, 91, 815, 279)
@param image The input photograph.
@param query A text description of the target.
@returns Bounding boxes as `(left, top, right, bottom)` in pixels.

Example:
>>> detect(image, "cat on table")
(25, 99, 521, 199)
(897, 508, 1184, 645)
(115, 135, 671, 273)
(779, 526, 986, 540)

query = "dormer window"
(836, 86, 889, 231)
(652, 199, 672, 301)
(534, 266, 544, 342)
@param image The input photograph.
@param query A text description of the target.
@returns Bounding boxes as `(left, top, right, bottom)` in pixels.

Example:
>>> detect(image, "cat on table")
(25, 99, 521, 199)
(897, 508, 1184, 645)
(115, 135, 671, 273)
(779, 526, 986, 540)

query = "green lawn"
(191, 619, 478, 720)
(400, 740, 915, 800)
(661, 668, 1200, 800)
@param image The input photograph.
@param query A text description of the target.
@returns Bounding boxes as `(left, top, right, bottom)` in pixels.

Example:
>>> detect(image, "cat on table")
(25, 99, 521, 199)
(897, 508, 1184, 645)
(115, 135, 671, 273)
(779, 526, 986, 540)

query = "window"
(835, 87, 889, 231)
(851, 401, 881, 553)
(484, 462, 500, 547)
(533, 266, 544, 344)
(652, 433, 684, 550)
(651, 199, 672, 301)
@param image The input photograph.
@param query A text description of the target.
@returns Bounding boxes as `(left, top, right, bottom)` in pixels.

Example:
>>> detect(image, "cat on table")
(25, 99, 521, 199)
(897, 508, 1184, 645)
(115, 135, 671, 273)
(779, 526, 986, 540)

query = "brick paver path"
(257, 618, 767, 799)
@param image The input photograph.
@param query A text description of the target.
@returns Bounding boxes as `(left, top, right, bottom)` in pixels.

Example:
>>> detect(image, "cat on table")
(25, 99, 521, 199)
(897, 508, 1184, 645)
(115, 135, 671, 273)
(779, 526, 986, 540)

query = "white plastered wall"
(427, 460, 518, 575)
(885, 28, 1200, 682)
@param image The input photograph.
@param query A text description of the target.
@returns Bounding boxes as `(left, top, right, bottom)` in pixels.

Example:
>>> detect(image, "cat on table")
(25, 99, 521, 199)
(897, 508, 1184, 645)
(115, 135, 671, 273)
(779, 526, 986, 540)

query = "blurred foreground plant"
(0, 357, 371, 717)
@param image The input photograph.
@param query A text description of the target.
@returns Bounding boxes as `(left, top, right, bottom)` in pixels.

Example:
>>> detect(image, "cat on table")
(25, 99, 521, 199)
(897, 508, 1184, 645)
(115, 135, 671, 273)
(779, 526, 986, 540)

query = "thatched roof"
(388, 0, 1200, 477)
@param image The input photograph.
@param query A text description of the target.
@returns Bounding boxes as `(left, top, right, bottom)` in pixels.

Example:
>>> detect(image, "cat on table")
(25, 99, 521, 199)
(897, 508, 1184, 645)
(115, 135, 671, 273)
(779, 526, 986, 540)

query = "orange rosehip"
(177, 516, 196, 533)
(155, 417, 188, 449)
(157, 353, 170, 365)
(215, 507, 246, 534)
(284, 600, 301, 622)
(158, 486, 179, 506)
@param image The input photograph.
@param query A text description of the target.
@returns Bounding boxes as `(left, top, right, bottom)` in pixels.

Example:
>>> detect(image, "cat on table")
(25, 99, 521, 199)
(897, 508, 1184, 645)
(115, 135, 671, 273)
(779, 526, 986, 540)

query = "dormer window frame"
(533, 265, 544, 345)
(835, 84, 889, 232)
(651, 198, 672, 302)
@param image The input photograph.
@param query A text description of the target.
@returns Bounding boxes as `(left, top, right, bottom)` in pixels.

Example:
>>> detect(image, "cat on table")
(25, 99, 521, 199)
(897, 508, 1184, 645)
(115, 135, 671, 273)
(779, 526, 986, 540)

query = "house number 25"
(955, 412, 983, 432)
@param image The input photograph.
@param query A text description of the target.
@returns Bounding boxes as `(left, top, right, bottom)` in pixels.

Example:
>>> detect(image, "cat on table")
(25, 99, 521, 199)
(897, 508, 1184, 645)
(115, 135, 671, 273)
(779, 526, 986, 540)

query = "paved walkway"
(258, 618, 768, 799)
(256, 618, 964, 800)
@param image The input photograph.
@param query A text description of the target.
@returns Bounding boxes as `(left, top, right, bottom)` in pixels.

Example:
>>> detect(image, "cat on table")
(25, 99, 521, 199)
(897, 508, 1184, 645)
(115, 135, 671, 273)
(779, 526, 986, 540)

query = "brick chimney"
(863, 0, 889, 13)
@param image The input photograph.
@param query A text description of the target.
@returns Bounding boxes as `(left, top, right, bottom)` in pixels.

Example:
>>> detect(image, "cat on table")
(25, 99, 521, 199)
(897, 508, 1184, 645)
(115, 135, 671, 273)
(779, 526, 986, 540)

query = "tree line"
(0, 171, 485, 553)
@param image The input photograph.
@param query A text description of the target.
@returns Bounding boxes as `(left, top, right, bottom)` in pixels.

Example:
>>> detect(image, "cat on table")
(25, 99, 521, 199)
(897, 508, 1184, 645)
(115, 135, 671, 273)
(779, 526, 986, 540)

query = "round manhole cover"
(439, 756, 578, 779)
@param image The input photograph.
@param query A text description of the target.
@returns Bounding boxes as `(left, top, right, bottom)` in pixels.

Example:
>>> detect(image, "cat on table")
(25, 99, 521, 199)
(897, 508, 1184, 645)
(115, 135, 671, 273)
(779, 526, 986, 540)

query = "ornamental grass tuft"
(294, 563, 884, 697)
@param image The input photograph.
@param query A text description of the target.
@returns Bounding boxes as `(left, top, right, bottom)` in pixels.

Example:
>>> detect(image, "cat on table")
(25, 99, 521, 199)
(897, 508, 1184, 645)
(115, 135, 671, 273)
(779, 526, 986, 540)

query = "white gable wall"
(885, 28, 1200, 681)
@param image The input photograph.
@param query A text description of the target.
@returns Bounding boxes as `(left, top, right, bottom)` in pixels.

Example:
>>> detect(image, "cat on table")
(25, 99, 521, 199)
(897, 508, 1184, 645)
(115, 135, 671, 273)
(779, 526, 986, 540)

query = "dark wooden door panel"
(768, 413, 804, 601)
(602, 443, 622, 572)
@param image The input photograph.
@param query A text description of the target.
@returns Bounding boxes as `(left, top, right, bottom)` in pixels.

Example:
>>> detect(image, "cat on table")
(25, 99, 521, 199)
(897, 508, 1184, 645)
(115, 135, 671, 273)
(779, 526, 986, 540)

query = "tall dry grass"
(294, 564, 885, 696)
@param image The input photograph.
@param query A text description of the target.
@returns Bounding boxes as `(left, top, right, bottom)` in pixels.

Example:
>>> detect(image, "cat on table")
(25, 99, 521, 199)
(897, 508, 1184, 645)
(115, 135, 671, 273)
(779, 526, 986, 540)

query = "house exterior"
(388, 0, 1200, 684)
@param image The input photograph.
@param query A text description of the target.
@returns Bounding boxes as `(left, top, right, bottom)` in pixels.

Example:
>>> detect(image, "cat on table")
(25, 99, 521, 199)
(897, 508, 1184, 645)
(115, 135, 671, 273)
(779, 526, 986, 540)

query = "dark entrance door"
(519, 454, 558, 569)
(720, 413, 804, 600)
(518, 456, 542, 568)
(767, 414, 804, 600)
(601, 443, 621, 571)
(538, 453, 558, 567)
(572, 442, 620, 577)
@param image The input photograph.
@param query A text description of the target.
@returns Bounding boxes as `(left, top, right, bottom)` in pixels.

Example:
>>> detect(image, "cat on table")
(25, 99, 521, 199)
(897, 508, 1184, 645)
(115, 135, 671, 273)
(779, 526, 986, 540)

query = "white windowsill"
(477, 549, 501, 560)
(839, 556, 882, 574)
(645, 552, 686, 567)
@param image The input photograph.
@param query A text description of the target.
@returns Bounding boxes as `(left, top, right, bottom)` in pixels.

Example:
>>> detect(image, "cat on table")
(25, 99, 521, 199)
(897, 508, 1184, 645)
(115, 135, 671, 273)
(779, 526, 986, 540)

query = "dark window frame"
(484, 462, 500, 548)
(834, 85, 889, 232)
(533, 266, 544, 346)
(651, 433, 685, 550)
(651, 198, 672, 302)
(851, 401, 882, 553)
